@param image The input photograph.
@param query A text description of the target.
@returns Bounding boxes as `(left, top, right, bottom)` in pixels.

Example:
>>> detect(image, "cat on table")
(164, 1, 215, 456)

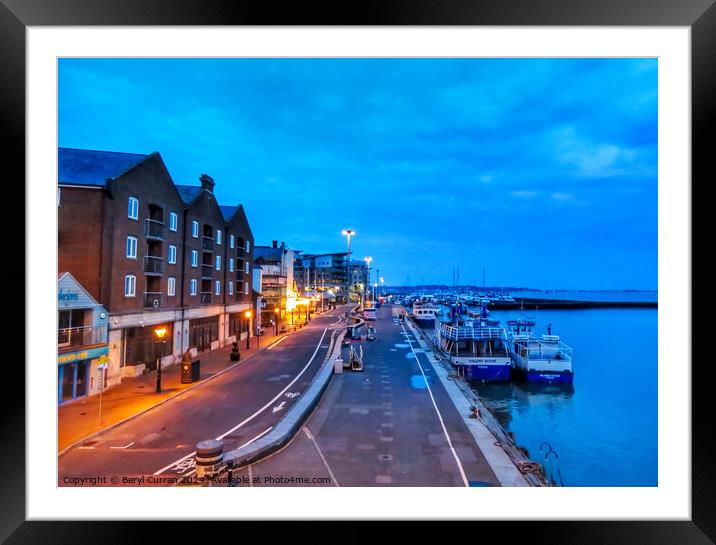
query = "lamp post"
(380, 276, 384, 301)
(342, 229, 355, 303)
(274, 307, 280, 336)
(244, 310, 252, 349)
(364, 256, 372, 307)
(153, 325, 168, 393)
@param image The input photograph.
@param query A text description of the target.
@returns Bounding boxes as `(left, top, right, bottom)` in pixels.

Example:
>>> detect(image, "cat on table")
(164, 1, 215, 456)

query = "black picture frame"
(3, 1, 712, 543)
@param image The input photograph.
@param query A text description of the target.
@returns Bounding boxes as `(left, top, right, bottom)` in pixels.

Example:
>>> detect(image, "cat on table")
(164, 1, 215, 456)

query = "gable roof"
(175, 184, 204, 205)
(219, 205, 238, 221)
(58, 147, 149, 187)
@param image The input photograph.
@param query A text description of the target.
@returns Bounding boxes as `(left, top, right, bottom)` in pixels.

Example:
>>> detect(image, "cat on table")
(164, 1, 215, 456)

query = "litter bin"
(181, 359, 200, 383)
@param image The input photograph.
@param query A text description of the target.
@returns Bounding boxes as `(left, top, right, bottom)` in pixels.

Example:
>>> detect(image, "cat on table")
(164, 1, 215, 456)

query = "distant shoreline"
(488, 298, 658, 310)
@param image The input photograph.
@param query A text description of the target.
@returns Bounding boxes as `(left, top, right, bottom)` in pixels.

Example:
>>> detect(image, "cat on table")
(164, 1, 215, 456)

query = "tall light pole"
(380, 276, 384, 300)
(153, 326, 168, 393)
(244, 310, 252, 349)
(342, 229, 355, 303)
(364, 256, 372, 306)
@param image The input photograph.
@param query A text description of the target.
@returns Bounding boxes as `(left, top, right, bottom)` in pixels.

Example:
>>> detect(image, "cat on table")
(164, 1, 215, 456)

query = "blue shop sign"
(57, 345, 108, 365)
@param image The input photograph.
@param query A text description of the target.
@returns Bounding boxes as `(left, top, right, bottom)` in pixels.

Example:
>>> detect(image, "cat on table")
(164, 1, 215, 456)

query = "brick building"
(58, 147, 254, 389)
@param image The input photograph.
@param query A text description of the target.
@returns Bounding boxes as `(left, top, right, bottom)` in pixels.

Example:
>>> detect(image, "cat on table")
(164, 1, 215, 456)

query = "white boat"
(506, 319, 573, 384)
(412, 300, 439, 324)
(434, 303, 511, 382)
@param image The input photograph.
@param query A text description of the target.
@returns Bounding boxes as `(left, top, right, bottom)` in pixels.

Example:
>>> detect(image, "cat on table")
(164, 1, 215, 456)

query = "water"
(429, 305, 658, 486)
(508, 290, 657, 304)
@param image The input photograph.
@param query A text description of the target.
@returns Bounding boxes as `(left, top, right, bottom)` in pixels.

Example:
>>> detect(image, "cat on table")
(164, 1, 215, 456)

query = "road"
(58, 306, 351, 486)
(225, 304, 502, 487)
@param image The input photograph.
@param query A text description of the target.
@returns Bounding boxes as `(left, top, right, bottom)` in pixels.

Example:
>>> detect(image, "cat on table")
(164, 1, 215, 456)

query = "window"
(124, 275, 136, 297)
(229, 234, 235, 248)
(244, 282, 249, 295)
(216, 230, 222, 245)
(215, 280, 221, 295)
(169, 212, 178, 232)
(245, 261, 250, 274)
(168, 245, 177, 264)
(229, 258, 234, 272)
(192, 220, 199, 238)
(228, 282, 233, 295)
(126, 236, 137, 259)
(189, 279, 197, 295)
(168, 277, 176, 296)
(191, 250, 198, 267)
(128, 197, 138, 220)
(245, 240, 250, 252)
(215, 255, 221, 271)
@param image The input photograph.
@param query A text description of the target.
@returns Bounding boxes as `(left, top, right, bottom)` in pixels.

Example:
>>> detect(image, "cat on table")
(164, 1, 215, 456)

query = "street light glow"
(244, 310, 252, 319)
(153, 326, 168, 340)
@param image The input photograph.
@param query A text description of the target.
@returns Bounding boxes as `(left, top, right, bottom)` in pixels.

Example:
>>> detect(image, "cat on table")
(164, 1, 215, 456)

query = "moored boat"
(506, 319, 574, 384)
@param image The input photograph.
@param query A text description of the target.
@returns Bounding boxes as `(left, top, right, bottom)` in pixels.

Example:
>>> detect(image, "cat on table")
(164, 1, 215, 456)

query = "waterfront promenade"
(225, 304, 526, 487)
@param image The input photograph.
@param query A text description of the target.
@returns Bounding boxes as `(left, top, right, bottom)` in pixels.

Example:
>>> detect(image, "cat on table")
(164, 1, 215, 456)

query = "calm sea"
(427, 297, 658, 486)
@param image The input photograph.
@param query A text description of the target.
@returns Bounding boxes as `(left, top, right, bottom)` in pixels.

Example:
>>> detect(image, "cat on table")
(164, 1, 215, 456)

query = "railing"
(202, 236, 214, 251)
(144, 255, 164, 274)
(144, 218, 165, 240)
(200, 292, 212, 305)
(201, 264, 214, 279)
(440, 323, 507, 341)
(58, 325, 108, 348)
(513, 339, 573, 361)
(143, 292, 162, 309)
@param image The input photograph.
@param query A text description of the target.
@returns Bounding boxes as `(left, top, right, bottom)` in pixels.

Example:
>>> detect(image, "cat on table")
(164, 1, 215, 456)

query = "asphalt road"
(226, 304, 501, 487)
(58, 306, 351, 486)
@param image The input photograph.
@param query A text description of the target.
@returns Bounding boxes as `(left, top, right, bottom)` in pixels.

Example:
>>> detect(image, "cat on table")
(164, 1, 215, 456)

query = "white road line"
(401, 322, 469, 487)
(238, 426, 273, 449)
(267, 336, 288, 350)
(156, 328, 328, 474)
(248, 464, 254, 487)
(303, 427, 340, 487)
(77, 446, 95, 450)
(110, 441, 134, 450)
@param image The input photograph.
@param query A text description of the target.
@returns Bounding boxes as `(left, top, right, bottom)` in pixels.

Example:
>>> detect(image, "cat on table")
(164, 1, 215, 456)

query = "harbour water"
(423, 301, 658, 486)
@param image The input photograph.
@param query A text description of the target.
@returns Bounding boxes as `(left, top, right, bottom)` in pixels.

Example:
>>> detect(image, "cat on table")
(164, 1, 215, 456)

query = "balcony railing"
(58, 325, 108, 349)
(143, 292, 162, 309)
(202, 236, 214, 252)
(200, 292, 212, 305)
(144, 255, 164, 275)
(201, 264, 214, 279)
(144, 218, 166, 240)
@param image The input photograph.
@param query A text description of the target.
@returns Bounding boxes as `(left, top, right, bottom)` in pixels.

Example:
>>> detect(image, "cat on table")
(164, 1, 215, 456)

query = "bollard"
(195, 439, 224, 480)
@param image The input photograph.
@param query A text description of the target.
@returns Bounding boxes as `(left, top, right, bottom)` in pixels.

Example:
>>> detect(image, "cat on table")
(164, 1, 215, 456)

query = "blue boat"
(506, 319, 574, 384)
(434, 302, 511, 382)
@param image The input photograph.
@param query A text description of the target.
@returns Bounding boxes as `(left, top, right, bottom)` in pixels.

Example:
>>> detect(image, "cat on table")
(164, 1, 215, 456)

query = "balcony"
(201, 264, 214, 279)
(143, 292, 162, 309)
(58, 325, 108, 350)
(144, 255, 165, 275)
(202, 236, 214, 252)
(200, 292, 212, 305)
(144, 219, 166, 240)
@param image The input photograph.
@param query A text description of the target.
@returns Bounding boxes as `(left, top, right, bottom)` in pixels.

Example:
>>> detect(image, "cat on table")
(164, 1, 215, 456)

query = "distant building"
(294, 251, 350, 301)
(254, 241, 295, 321)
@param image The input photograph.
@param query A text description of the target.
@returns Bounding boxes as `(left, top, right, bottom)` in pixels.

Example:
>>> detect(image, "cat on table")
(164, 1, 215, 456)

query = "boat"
(411, 300, 439, 325)
(434, 302, 511, 382)
(506, 319, 573, 384)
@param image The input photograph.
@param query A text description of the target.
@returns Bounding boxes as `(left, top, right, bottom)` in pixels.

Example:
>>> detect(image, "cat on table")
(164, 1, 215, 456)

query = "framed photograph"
(4, 0, 712, 542)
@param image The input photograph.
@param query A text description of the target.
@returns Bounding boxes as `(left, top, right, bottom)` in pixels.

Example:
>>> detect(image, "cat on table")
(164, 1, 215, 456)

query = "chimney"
(200, 174, 215, 193)
(272, 240, 278, 248)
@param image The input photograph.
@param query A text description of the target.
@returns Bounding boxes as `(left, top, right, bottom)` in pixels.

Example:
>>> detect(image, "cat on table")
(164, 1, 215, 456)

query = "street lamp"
(380, 276, 384, 300)
(244, 310, 252, 349)
(274, 307, 280, 336)
(363, 256, 372, 307)
(342, 229, 355, 303)
(153, 325, 168, 393)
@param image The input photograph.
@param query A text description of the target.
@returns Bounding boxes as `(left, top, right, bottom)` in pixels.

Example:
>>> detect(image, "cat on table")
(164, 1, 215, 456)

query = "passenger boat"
(506, 319, 574, 384)
(412, 300, 439, 325)
(434, 303, 511, 382)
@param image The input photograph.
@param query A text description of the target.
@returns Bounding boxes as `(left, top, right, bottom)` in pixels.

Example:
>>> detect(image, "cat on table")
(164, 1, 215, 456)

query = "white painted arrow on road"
(272, 401, 286, 413)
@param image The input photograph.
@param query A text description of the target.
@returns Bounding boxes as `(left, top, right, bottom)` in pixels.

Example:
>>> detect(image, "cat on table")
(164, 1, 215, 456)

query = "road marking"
(303, 427, 339, 487)
(248, 464, 254, 487)
(401, 322, 469, 487)
(267, 336, 288, 350)
(284, 392, 301, 399)
(157, 328, 329, 475)
(272, 401, 286, 413)
(110, 441, 135, 450)
(238, 426, 273, 449)
(77, 446, 95, 450)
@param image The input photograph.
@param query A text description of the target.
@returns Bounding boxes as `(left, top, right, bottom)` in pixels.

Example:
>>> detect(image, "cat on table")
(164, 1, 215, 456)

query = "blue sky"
(58, 58, 657, 289)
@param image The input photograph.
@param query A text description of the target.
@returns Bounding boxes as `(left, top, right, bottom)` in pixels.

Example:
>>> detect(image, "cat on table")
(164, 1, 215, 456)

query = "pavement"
(223, 304, 508, 487)
(58, 305, 351, 486)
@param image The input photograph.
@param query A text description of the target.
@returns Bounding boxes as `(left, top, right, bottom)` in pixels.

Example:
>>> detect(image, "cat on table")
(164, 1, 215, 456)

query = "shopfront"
(189, 315, 219, 353)
(57, 346, 108, 404)
(124, 322, 174, 369)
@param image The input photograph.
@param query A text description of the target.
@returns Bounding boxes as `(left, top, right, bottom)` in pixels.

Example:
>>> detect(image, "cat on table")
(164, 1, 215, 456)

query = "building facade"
(58, 147, 255, 391)
(253, 241, 295, 324)
(294, 252, 350, 296)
